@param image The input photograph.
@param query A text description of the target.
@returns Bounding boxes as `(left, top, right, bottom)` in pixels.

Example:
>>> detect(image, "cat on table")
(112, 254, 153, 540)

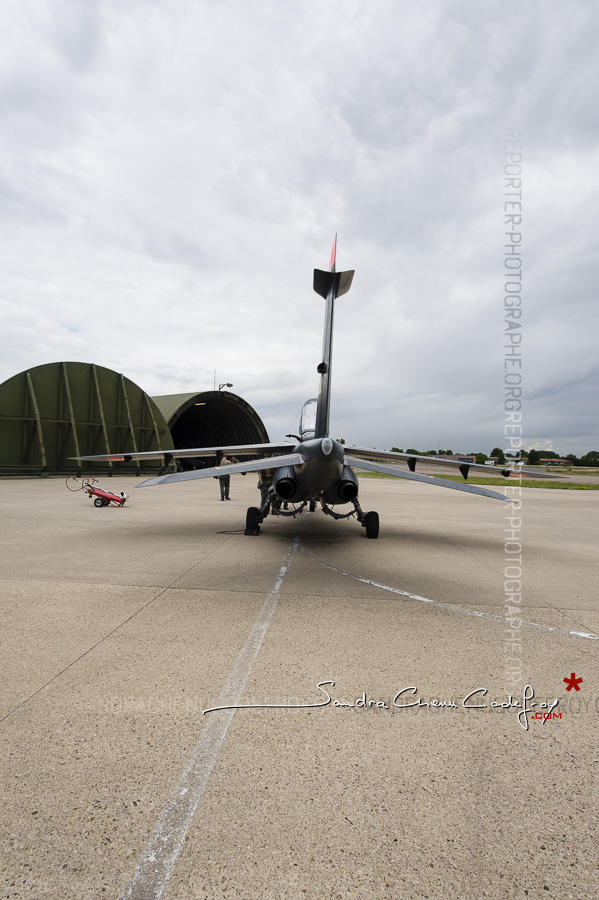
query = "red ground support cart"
(66, 476, 128, 507)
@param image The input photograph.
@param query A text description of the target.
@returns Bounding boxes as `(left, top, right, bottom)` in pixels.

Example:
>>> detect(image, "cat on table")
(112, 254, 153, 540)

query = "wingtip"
(136, 475, 167, 488)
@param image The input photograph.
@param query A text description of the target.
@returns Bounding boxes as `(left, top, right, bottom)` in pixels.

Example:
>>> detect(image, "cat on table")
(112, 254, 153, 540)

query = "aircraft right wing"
(345, 456, 515, 502)
(344, 445, 561, 480)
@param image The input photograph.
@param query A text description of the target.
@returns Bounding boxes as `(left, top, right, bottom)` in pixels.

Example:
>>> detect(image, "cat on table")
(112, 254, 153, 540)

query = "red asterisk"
(563, 673, 583, 692)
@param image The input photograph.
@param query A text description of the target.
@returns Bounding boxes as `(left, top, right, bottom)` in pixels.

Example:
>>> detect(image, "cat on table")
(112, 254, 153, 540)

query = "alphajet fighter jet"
(73, 237, 541, 538)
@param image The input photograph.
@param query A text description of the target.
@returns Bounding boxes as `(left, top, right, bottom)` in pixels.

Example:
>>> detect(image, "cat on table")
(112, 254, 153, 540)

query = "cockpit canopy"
(299, 398, 317, 441)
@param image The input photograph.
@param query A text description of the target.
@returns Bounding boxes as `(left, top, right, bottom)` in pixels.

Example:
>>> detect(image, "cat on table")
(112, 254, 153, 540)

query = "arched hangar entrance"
(151, 391, 269, 467)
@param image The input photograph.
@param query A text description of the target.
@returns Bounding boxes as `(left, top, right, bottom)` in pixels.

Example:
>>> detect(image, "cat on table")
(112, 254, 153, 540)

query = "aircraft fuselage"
(293, 437, 344, 493)
(272, 436, 359, 505)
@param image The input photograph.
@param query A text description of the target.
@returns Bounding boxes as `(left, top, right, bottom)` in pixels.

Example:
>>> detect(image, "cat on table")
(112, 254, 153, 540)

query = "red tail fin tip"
(329, 234, 337, 273)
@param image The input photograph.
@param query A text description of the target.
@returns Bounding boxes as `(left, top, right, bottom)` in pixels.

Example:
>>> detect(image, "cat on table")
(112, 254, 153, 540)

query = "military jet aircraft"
(73, 237, 542, 538)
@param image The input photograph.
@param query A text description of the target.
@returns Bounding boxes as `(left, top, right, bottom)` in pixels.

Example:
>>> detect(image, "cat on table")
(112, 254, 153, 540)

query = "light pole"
(218, 382, 233, 391)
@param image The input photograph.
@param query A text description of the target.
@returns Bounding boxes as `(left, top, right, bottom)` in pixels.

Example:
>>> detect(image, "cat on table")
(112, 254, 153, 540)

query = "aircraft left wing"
(345, 456, 515, 502)
(70, 441, 296, 464)
(138, 453, 304, 487)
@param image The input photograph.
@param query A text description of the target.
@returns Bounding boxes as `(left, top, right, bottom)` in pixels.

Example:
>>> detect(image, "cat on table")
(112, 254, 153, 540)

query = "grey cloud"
(0, 0, 597, 457)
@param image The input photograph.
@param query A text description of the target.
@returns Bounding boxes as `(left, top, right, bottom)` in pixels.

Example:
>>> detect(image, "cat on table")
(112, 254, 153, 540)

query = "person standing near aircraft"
(218, 455, 233, 500)
(217, 455, 244, 499)
(257, 468, 287, 513)
(257, 469, 270, 506)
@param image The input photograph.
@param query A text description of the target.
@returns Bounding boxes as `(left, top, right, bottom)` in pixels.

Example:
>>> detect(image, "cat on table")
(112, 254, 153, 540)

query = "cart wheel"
(102, 499, 110, 506)
(94, 497, 103, 507)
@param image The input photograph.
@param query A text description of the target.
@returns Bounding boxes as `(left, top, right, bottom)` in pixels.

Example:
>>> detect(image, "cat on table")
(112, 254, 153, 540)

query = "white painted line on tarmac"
(122, 527, 304, 900)
(299, 544, 598, 641)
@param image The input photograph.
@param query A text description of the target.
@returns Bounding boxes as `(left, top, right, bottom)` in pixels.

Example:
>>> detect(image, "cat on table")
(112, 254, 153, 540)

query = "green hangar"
(0, 362, 269, 476)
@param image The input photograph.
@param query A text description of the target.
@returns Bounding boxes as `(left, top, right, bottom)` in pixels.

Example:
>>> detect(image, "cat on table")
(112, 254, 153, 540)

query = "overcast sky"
(1, 0, 597, 456)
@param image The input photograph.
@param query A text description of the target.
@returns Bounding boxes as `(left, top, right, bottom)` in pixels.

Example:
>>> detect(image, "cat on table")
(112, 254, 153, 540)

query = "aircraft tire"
(94, 497, 104, 507)
(246, 506, 260, 532)
(365, 511, 379, 539)
(309, 499, 316, 512)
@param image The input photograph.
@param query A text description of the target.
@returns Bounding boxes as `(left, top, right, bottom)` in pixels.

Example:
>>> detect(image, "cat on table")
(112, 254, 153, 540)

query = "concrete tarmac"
(1, 474, 597, 899)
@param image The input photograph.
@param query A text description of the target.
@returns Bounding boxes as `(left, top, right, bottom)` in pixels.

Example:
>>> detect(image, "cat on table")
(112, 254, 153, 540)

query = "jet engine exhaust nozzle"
(273, 466, 307, 503)
(275, 479, 296, 500)
(338, 479, 359, 501)
(321, 465, 359, 505)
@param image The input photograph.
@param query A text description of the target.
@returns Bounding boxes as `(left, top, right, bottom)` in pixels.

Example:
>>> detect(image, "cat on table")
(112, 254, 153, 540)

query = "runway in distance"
(73, 237, 547, 538)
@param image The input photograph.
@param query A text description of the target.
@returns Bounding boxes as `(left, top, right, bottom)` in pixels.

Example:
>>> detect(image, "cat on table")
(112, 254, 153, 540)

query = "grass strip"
(356, 472, 598, 490)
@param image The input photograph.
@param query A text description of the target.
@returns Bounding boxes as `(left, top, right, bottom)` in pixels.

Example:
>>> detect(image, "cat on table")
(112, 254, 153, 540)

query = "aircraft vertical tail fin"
(312, 236, 354, 438)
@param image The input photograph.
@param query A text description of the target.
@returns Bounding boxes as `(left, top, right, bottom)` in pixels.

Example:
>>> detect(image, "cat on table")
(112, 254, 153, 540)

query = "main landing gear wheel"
(245, 506, 261, 535)
(93, 497, 104, 508)
(364, 511, 379, 539)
